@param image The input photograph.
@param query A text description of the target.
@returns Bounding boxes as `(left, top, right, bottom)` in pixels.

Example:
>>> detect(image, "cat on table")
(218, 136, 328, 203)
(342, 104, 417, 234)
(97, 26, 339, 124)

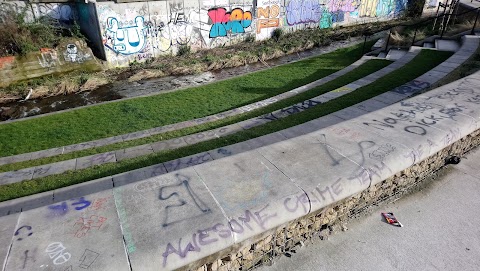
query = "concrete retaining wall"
(0, 39, 102, 88)
(1, 0, 410, 68)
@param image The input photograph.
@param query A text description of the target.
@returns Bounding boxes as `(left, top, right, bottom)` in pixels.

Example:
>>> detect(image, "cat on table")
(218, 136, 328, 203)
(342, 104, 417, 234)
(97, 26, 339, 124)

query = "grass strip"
(0, 59, 392, 173)
(0, 50, 452, 202)
(0, 40, 376, 157)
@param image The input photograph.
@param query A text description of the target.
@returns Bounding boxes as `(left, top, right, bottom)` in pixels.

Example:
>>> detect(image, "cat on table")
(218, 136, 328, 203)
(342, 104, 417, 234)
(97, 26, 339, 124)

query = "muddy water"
(0, 37, 366, 121)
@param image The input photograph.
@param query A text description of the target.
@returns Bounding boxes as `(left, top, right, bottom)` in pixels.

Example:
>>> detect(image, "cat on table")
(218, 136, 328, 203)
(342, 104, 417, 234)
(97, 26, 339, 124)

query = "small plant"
(271, 28, 283, 42)
(244, 34, 255, 43)
(177, 45, 191, 56)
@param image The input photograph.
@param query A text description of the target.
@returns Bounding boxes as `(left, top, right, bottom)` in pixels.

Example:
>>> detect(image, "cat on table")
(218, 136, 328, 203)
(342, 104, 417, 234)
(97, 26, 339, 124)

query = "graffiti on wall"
(286, 0, 322, 25)
(105, 16, 147, 55)
(96, 0, 408, 65)
(208, 8, 252, 38)
(257, 3, 281, 33)
(256, 0, 281, 39)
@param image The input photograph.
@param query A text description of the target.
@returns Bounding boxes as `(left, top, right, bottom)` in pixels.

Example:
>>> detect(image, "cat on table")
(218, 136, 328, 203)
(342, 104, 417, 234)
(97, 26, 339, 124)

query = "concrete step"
(386, 49, 408, 60)
(435, 39, 461, 52)
(423, 42, 435, 48)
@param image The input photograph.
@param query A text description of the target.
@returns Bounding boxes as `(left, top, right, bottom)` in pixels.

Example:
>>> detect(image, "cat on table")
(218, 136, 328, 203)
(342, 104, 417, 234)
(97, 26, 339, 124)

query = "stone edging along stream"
(1, 35, 478, 185)
(0, 64, 479, 271)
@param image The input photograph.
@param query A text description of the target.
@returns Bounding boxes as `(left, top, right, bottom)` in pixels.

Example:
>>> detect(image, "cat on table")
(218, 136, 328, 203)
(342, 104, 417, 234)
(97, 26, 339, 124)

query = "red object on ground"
(382, 212, 403, 227)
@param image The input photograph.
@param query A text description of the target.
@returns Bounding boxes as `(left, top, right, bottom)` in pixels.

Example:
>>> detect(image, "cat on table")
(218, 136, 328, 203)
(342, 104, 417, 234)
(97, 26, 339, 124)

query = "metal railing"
(379, 6, 480, 53)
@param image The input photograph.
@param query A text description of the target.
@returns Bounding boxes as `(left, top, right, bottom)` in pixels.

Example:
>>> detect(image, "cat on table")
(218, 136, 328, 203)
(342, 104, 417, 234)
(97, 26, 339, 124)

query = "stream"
(0, 37, 366, 122)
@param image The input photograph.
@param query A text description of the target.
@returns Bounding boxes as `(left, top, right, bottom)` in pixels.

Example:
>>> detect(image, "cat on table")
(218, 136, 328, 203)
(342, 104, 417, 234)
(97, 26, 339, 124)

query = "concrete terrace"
(0, 32, 479, 271)
(0, 38, 474, 186)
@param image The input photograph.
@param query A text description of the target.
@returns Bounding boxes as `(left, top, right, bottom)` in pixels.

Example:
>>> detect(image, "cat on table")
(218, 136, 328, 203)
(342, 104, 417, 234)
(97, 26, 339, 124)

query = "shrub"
(0, 5, 69, 56)
(177, 45, 191, 56)
(271, 28, 283, 42)
(244, 34, 255, 43)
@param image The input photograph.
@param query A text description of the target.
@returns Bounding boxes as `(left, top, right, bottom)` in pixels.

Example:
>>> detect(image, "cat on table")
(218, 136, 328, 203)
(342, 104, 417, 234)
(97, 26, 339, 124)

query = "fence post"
(411, 27, 418, 47)
(472, 9, 480, 35)
(362, 35, 367, 54)
(384, 28, 392, 53)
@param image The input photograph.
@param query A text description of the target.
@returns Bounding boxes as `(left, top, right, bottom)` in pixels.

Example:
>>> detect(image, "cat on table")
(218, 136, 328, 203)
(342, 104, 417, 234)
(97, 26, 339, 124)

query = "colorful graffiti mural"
(208, 8, 252, 38)
(105, 16, 147, 55)
(286, 0, 322, 26)
(93, 0, 407, 66)
(257, 4, 281, 33)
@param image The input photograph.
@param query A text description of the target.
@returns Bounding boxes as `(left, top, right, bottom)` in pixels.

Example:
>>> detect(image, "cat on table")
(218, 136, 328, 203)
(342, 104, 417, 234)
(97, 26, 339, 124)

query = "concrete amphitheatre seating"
(0, 36, 480, 270)
(0, 36, 478, 185)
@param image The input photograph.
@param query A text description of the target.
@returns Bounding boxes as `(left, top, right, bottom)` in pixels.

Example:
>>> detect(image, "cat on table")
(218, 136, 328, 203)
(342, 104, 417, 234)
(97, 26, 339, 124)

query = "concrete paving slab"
(208, 142, 254, 160)
(354, 98, 389, 112)
(32, 159, 76, 179)
(414, 73, 443, 85)
(332, 107, 368, 120)
(236, 117, 272, 130)
(171, 120, 197, 131)
(0, 168, 34, 185)
(0, 190, 54, 215)
(386, 49, 408, 60)
(151, 137, 187, 153)
(120, 129, 152, 141)
(391, 79, 432, 96)
(414, 76, 480, 121)
(444, 55, 470, 64)
(245, 132, 288, 149)
(112, 168, 147, 187)
(437, 61, 461, 69)
(278, 122, 322, 139)
(279, 98, 323, 116)
(4, 189, 129, 271)
(194, 151, 308, 244)
(373, 91, 407, 104)
(63, 141, 102, 154)
(352, 99, 477, 164)
(255, 133, 370, 213)
(146, 123, 176, 135)
(0, 212, 19, 268)
(75, 152, 116, 170)
(425, 70, 449, 79)
(53, 177, 113, 203)
(142, 163, 168, 178)
(0, 153, 32, 166)
(430, 65, 456, 74)
(305, 114, 345, 130)
(237, 98, 279, 113)
(192, 115, 221, 125)
(114, 167, 232, 270)
(313, 122, 414, 186)
(30, 147, 64, 161)
(355, 78, 375, 86)
(115, 144, 154, 162)
(164, 152, 213, 172)
(184, 124, 243, 145)
(318, 91, 346, 101)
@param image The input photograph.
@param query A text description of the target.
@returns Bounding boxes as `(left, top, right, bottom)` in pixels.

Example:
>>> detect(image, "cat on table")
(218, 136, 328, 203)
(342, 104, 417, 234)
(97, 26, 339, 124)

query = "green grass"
(0, 50, 453, 202)
(0, 40, 376, 157)
(0, 59, 392, 173)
